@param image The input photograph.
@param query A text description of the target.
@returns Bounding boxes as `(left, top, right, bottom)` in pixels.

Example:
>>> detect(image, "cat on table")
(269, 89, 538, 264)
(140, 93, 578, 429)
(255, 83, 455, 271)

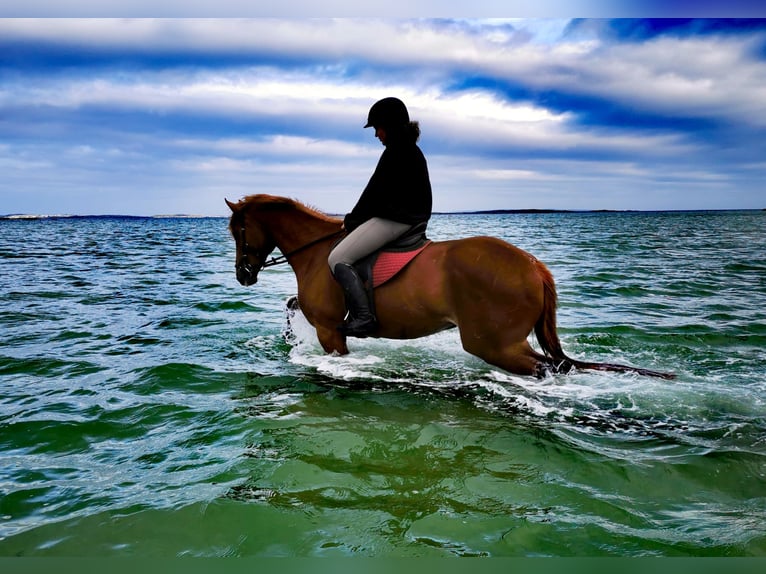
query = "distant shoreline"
(0, 214, 220, 220)
(439, 209, 635, 214)
(1, 209, 764, 220)
(439, 208, 766, 215)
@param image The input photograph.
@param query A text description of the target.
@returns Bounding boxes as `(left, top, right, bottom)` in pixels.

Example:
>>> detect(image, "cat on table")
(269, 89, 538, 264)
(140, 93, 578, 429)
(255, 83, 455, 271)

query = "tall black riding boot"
(332, 263, 378, 337)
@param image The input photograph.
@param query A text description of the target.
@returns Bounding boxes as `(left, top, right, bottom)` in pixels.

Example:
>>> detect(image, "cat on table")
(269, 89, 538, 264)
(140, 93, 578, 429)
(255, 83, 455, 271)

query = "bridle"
(236, 224, 343, 275)
(235, 226, 267, 280)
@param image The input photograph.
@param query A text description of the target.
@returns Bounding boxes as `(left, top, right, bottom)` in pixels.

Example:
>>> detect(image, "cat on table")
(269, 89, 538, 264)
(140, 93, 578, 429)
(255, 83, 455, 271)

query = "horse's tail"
(533, 261, 567, 365)
(533, 260, 675, 380)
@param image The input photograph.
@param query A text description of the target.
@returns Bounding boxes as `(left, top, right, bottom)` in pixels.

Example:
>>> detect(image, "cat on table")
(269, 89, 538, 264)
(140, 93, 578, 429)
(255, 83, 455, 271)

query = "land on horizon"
(2, 208, 764, 220)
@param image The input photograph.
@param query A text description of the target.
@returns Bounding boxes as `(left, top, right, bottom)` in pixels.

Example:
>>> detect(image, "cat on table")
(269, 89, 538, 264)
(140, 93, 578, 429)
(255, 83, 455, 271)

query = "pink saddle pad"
(371, 242, 431, 288)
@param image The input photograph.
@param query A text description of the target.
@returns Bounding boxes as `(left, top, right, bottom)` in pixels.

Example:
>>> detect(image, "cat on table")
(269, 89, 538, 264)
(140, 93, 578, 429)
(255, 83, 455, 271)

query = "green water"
(0, 211, 764, 556)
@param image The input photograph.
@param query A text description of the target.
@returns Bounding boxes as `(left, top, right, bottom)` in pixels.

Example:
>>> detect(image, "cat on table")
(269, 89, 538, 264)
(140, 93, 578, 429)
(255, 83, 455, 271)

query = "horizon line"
(2, 208, 765, 220)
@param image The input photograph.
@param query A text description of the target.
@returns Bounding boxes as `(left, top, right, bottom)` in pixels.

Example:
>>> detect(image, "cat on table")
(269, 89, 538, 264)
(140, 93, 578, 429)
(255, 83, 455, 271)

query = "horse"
(226, 194, 674, 380)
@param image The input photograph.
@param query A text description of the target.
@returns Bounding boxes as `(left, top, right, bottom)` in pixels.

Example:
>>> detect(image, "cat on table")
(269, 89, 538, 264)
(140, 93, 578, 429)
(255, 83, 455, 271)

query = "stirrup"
(337, 314, 378, 337)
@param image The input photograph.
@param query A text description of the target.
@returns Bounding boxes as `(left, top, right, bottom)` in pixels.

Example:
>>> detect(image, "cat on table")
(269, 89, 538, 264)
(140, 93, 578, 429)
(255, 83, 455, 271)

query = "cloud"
(1, 18, 765, 215)
(5, 18, 765, 127)
(0, 66, 699, 159)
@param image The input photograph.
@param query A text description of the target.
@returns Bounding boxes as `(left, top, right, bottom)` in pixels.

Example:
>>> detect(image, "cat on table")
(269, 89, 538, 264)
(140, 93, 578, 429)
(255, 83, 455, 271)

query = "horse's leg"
(460, 331, 547, 377)
(315, 324, 349, 355)
(293, 278, 350, 355)
(446, 244, 549, 377)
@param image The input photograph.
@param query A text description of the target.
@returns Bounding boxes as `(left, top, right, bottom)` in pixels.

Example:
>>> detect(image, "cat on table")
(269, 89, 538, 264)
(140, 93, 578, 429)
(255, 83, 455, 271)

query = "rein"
(240, 227, 344, 271)
(261, 230, 344, 268)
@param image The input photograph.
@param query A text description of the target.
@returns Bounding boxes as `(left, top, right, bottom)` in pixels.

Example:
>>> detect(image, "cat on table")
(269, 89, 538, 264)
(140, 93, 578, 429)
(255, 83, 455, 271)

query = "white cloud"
(1, 18, 764, 215)
(5, 70, 699, 160)
(574, 35, 766, 122)
(5, 18, 764, 126)
(3, 19, 765, 125)
(174, 135, 372, 160)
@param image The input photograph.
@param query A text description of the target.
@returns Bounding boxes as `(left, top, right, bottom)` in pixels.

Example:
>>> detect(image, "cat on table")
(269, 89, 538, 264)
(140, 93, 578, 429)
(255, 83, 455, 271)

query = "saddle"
(348, 221, 431, 289)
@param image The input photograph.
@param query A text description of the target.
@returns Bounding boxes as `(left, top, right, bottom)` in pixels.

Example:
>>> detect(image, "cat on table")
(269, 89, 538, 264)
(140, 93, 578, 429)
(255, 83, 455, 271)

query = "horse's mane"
(240, 194, 339, 224)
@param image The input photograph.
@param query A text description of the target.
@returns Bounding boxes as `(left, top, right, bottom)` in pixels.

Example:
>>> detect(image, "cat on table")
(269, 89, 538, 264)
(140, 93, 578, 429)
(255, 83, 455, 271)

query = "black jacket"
(344, 141, 432, 232)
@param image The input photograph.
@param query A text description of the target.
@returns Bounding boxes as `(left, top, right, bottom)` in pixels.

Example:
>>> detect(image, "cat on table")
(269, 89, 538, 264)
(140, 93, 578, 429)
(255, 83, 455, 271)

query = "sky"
(2, 16, 766, 216)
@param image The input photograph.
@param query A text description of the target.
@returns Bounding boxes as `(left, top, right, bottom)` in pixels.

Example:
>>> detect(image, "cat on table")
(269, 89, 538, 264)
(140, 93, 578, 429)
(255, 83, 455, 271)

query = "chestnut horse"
(226, 194, 674, 379)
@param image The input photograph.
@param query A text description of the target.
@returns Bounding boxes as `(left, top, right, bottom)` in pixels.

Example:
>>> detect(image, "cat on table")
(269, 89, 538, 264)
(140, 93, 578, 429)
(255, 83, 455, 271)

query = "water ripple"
(1, 212, 764, 556)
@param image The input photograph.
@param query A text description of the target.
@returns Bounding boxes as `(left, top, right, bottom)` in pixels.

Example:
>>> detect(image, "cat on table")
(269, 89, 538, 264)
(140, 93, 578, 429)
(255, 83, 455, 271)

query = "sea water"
(0, 211, 764, 556)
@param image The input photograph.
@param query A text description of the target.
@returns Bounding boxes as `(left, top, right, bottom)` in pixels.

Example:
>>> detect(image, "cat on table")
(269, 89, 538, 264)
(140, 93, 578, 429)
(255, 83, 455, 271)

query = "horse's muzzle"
(236, 262, 258, 286)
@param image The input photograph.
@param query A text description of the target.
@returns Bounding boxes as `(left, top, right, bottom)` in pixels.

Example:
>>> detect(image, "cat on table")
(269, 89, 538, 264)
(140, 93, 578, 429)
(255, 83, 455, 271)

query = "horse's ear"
(225, 198, 238, 212)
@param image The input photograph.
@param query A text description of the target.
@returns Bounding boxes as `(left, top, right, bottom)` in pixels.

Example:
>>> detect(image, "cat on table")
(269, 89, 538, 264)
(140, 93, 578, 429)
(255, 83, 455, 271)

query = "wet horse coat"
(227, 194, 673, 379)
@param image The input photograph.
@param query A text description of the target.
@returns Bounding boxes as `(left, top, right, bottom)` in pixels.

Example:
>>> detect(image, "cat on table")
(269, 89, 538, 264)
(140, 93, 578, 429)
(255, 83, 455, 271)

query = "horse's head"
(226, 198, 277, 286)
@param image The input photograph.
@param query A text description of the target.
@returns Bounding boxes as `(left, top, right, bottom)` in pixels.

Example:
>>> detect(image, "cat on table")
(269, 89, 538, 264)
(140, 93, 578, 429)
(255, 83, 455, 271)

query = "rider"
(328, 97, 433, 337)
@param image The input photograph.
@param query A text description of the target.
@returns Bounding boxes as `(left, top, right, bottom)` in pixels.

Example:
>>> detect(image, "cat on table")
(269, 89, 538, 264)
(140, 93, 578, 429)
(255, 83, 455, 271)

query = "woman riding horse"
(227, 193, 675, 380)
(328, 97, 432, 337)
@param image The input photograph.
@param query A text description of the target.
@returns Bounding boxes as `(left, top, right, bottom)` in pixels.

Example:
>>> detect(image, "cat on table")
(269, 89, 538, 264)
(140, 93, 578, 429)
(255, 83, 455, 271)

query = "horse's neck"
(266, 208, 341, 261)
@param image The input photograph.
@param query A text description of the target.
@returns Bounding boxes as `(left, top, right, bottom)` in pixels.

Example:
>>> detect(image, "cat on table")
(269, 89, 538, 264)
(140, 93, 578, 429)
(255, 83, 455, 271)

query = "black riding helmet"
(364, 97, 410, 129)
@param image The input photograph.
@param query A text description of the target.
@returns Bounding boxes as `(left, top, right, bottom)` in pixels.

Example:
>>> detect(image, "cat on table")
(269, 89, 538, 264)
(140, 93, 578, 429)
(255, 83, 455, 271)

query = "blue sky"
(2, 17, 766, 216)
